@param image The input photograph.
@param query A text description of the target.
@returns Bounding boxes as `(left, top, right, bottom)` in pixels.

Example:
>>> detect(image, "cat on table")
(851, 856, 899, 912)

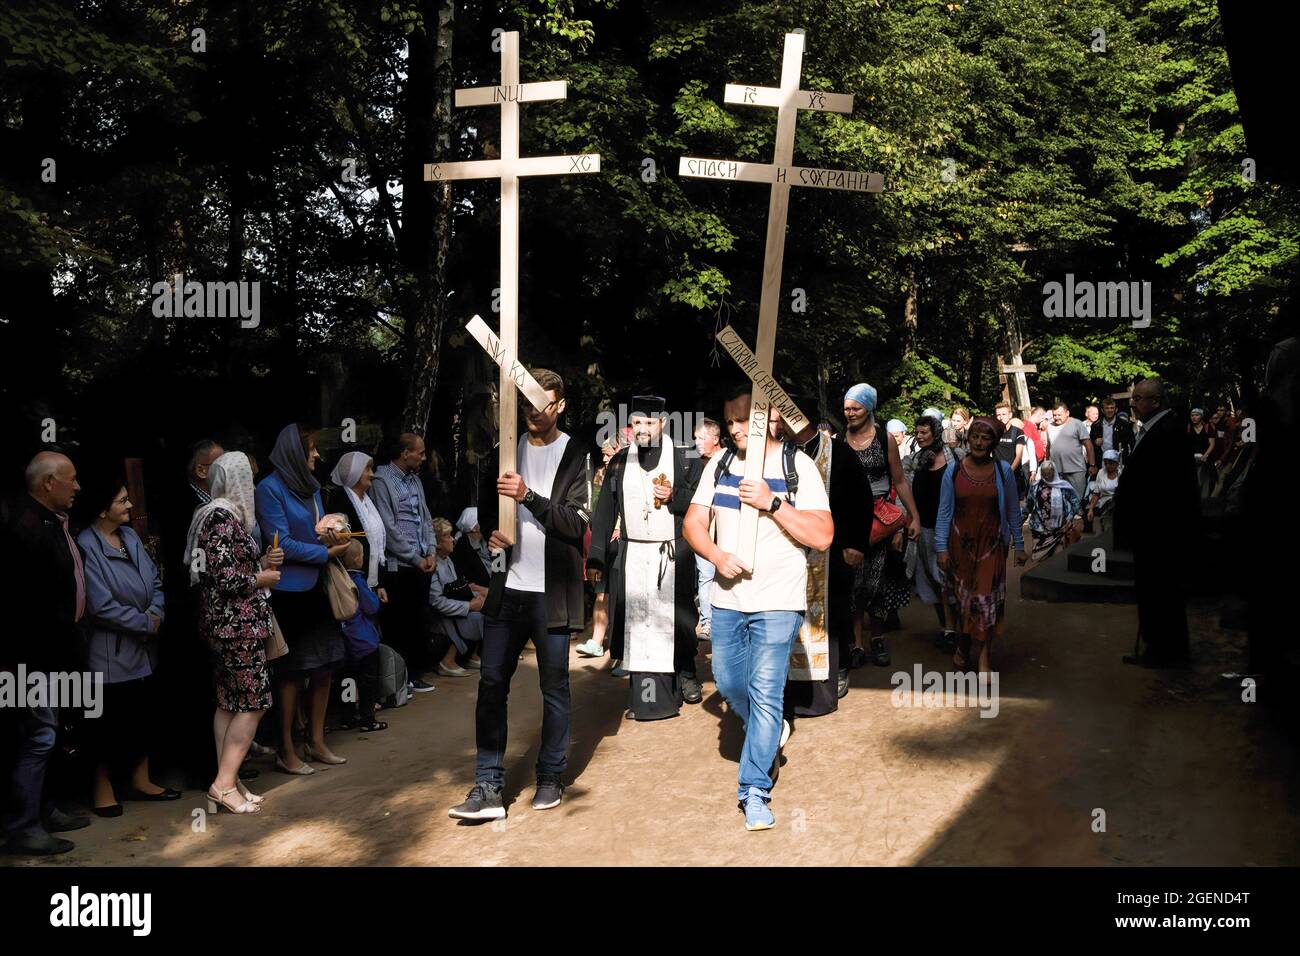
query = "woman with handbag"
(935, 417, 1028, 673)
(184, 452, 282, 814)
(428, 517, 486, 677)
(842, 383, 922, 668)
(255, 424, 352, 774)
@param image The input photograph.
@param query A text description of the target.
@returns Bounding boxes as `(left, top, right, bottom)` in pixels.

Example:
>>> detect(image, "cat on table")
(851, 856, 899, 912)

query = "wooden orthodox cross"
(997, 353, 1038, 416)
(679, 32, 881, 567)
(425, 31, 600, 541)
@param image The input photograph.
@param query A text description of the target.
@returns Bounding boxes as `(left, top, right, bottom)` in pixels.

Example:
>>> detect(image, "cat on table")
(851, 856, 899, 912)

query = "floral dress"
(852, 431, 912, 619)
(949, 462, 1007, 642)
(196, 509, 273, 712)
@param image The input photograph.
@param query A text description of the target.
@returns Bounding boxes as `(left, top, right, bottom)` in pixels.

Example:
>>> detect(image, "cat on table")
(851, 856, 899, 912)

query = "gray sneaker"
(448, 782, 505, 821)
(532, 778, 564, 811)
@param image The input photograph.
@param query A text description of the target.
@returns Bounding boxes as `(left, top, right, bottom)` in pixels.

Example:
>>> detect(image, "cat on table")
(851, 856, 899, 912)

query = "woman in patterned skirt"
(185, 451, 282, 814)
(935, 417, 1027, 673)
(842, 383, 921, 668)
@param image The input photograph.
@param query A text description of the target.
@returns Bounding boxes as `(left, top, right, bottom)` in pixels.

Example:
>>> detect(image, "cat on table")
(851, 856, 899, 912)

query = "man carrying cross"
(588, 394, 702, 720)
(684, 387, 832, 831)
(448, 369, 590, 821)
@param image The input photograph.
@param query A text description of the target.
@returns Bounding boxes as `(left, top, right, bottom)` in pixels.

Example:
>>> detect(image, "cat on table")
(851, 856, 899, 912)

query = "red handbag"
(870, 485, 907, 545)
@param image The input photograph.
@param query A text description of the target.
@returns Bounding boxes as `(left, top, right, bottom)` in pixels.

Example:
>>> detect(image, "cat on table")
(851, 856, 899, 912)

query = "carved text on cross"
(677, 31, 882, 566)
(424, 31, 600, 540)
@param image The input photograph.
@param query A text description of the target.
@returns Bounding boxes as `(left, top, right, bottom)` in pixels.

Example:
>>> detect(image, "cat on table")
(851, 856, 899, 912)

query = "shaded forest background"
(2, 0, 1297, 509)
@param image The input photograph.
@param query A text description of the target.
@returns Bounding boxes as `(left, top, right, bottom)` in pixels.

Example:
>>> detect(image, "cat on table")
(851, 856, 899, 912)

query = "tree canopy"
(2, 0, 1295, 495)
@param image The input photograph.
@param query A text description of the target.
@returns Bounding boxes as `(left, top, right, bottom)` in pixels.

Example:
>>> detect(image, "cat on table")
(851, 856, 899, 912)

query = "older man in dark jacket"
(2, 452, 93, 855)
(1114, 380, 1201, 668)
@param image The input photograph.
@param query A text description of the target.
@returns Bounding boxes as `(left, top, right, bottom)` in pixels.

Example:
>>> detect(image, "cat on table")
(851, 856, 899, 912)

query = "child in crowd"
(340, 540, 388, 732)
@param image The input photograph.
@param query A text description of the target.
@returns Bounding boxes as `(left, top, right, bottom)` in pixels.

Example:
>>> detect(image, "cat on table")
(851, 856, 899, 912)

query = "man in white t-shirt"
(449, 369, 591, 822)
(684, 388, 833, 831)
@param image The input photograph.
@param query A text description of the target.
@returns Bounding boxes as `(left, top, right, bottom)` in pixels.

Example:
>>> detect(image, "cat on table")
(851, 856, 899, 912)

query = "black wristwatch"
(522, 489, 537, 507)
(768, 496, 783, 514)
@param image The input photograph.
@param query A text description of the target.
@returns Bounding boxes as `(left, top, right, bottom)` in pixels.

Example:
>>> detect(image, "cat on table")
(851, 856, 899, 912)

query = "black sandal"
(953, 634, 973, 671)
(358, 719, 389, 732)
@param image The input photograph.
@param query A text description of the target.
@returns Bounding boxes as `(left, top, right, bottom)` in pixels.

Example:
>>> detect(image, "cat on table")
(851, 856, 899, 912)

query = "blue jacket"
(340, 568, 382, 660)
(76, 525, 164, 683)
(934, 459, 1025, 553)
(255, 471, 329, 592)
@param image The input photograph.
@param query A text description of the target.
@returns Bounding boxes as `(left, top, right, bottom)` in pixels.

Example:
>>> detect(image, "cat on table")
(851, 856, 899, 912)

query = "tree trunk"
(399, 0, 455, 435)
(902, 268, 919, 358)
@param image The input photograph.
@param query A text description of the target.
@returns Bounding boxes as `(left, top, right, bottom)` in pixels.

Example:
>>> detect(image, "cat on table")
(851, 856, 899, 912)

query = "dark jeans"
(3, 703, 58, 839)
(474, 589, 571, 787)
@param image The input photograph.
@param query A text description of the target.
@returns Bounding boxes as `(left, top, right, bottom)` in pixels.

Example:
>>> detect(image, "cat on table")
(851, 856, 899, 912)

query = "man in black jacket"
(448, 369, 590, 821)
(1090, 397, 1135, 465)
(1114, 380, 1200, 667)
(2, 452, 92, 854)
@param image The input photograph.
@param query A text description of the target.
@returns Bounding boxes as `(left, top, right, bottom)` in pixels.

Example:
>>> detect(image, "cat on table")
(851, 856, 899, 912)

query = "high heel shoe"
(236, 779, 264, 804)
(304, 744, 347, 766)
(207, 785, 260, 814)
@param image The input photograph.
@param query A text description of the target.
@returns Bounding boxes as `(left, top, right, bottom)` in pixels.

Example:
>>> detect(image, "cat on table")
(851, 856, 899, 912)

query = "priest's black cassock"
(588, 432, 698, 721)
(784, 428, 873, 717)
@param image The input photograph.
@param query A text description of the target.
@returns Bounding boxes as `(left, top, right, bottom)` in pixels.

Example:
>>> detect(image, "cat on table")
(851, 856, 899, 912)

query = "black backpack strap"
(782, 441, 799, 502)
(716, 448, 736, 480)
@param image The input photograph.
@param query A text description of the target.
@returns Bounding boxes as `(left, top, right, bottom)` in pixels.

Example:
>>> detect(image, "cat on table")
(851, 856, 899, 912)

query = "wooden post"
(425, 32, 600, 541)
(679, 33, 882, 568)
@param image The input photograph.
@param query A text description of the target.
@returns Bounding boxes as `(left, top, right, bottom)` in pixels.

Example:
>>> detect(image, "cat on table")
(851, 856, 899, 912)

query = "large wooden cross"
(679, 32, 881, 567)
(425, 31, 600, 541)
(998, 353, 1038, 416)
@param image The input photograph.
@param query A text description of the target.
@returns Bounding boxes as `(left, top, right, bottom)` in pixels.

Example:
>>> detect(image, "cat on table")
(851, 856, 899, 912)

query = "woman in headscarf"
(1025, 458, 1082, 562)
(326, 450, 391, 732)
(326, 451, 388, 598)
(903, 413, 961, 653)
(842, 383, 921, 668)
(935, 417, 1027, 673)
(1086, 450, 1123, 532)
(254, 424, 352, 774)
(450, 506, 492, 587)
(185, 452, 282, 813)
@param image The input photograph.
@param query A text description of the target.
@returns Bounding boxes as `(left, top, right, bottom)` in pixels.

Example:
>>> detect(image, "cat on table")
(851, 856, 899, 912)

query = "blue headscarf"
(844, 383, 877, 413)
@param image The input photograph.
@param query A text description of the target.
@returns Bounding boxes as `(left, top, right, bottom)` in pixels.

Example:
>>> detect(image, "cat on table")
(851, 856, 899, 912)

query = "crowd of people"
(1, 367, 1237, 848)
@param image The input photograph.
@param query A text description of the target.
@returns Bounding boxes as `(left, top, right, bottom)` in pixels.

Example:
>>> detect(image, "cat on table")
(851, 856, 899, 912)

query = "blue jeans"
(3, 703, 58, 839)
(697, 559, 715, 630)
(709, 608, 802, 802)
(474, 589, 571, 787)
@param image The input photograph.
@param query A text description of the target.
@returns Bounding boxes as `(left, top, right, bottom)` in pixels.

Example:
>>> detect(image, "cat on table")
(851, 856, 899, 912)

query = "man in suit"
(1114, 379, 1201, 668)
(2, 452, 92, 854)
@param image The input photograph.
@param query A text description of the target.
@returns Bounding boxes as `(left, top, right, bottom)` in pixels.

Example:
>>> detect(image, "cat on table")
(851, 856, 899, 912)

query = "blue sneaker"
(742, 794, 775, 831)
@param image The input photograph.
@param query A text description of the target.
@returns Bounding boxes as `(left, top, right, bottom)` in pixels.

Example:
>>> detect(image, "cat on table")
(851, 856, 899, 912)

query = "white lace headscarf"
(184, 451, 258, 584)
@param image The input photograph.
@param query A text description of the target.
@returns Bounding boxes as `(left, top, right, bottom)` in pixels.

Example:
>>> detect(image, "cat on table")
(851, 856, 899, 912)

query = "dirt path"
(8, 563, 1298, 867)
